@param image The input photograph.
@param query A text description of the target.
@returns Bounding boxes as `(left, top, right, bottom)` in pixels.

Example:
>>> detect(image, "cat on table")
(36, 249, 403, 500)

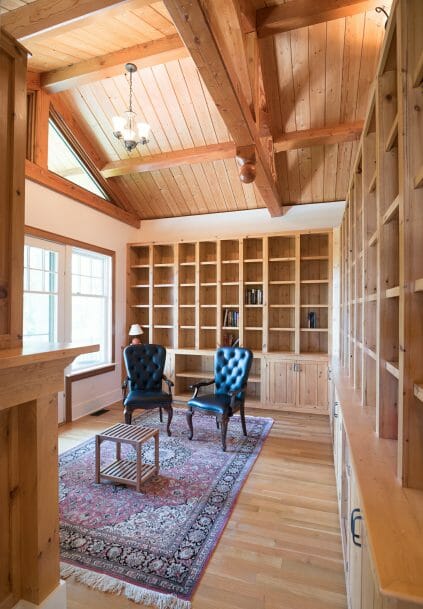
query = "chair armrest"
(190, 378, 215, 399)
(122, 377, 129, 401)
(162, 374, 174, 395)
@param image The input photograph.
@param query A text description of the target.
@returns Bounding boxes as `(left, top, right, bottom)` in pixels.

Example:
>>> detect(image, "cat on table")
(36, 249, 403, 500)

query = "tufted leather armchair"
(187, 347, 253, 451)
(122, 344, 174, 435)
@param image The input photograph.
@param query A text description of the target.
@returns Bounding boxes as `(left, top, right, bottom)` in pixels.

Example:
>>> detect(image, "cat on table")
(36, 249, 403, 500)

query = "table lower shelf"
(100, 460, 157, 486)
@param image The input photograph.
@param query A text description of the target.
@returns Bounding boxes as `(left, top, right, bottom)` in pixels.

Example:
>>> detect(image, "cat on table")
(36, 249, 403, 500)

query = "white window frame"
(24, 236, 66, 344)
(68, 247, 112, 371)
(23, 235, 114, 372)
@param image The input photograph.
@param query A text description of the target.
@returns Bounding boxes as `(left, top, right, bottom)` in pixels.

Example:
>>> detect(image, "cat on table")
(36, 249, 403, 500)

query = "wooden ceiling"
(1, 0, 392, 222)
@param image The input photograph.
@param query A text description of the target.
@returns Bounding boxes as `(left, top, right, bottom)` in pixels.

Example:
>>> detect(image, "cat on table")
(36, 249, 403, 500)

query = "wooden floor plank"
(60, 404, 347, 609)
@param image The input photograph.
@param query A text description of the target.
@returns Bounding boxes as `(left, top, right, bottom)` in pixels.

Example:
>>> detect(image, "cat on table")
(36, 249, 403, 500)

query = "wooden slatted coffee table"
(95, 423, 159, 492)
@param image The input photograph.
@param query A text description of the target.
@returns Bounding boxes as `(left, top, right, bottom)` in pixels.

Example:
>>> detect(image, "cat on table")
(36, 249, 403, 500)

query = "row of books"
(222, 308, 238, 327)
(245, 288, 263, 305)
(221, 334, 240, 347)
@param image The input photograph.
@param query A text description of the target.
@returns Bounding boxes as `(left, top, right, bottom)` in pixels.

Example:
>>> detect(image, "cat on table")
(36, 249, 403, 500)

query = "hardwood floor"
(60, 405, 347, 609)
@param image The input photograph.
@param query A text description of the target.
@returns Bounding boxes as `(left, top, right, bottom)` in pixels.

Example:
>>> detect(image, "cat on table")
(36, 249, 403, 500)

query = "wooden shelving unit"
(127, 231, 332, 413)
(339, 0, 423, 489)
(127, 231, 332, 356)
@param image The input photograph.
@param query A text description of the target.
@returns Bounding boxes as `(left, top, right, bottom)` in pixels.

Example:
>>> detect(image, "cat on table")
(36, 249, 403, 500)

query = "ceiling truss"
(1, 0, 382, 221)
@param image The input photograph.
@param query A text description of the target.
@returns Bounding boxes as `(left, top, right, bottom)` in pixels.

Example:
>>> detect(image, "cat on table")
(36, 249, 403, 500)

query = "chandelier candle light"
(112, 63, 150, 152)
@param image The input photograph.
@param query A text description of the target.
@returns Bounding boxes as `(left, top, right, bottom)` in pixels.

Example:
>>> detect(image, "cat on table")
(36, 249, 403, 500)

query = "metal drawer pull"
(350, 508, 362, 547)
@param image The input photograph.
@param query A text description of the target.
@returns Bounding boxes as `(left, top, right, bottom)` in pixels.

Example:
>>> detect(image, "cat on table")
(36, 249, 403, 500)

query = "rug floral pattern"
(60, 410, 272, 601)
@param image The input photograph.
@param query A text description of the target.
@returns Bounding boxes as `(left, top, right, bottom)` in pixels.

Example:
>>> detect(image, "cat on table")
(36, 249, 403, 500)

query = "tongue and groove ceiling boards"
(1, 0, 391, 221)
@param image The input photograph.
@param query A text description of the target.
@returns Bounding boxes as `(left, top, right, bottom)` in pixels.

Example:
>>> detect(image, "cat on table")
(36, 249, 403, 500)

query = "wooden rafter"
(101, 143, 237, 178)
(274, 122, 364, 152)
(25, 160, 140, 227)
(257, 0, 380, 37)
(0, 0, 152, 40)
(163, 0, 283, 217)
(41, 34, 189, 93)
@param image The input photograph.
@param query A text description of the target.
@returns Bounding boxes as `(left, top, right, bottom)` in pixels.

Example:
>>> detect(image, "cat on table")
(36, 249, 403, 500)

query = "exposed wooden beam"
(237, 0, 256, 34)
(274, 122, 364, 152)
(257, 0, 380, 38)
(163, 0, 283, 217)
(1, 0, 151, 41)
(50, 94, 140, 216)
(27, 71, 41, 91)
(25, 160, 140, 228)
(33, 90, 50, 167)
(101, 143, 237, 178)
(41, 34, 188, 93)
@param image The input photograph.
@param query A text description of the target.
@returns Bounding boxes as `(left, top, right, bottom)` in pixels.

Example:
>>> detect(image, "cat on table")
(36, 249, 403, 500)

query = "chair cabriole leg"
(187, 407, 194, 440)
(240, 403, 247, 436)
(220, 415, 228, 452)
(166, 404, 173, 436)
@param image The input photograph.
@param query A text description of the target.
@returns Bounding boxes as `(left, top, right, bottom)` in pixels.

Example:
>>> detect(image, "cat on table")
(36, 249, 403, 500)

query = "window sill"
(65, 362, 115, 382)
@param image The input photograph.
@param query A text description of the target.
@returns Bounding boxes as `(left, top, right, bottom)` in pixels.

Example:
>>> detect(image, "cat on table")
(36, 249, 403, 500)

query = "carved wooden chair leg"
(220, 415, 229, 452)
(216, 417, 220, 429)
(159, 406, 163, 422)
(166, 405, 173, 437)
(124, 407, 132, 425)
(240, 404, 247, 436)
(186, 407, 194, 440)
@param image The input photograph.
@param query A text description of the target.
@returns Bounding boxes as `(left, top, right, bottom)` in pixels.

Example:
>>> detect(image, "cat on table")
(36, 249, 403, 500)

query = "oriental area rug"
(59, 409, 273, 609)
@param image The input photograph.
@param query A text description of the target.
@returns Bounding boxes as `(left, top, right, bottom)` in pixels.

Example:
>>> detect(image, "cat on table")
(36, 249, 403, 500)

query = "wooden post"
(18, 395, 60, 603)
(0, 30, 27, 350)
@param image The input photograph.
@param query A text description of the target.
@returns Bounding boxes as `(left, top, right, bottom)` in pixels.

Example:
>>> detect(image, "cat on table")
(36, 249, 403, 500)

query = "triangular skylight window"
(48, 118, 109, 201)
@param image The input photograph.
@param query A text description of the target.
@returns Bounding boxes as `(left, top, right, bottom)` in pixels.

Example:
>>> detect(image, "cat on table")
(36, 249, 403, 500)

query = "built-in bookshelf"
(339, 0, 423, 489)
(127, 231, 332, 355)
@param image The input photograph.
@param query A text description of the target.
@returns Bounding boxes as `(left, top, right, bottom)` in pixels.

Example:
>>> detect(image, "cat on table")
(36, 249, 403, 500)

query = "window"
(47, 118, 109, 200)
(23, 239, 63, 344)
(71, 248, 112, 368)
(23, 236, 113, 371)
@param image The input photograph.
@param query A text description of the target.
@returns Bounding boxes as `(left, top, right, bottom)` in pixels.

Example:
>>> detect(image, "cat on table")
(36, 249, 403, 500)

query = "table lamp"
(128, 323, 144, 344)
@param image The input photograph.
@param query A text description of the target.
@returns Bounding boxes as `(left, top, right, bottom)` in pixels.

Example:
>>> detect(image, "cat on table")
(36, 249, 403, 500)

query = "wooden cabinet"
(263, 356, 329, 413)
(167, 350, 328, 413)
(331, 383, 423, 609)
(297, 361, 328, 411)
(346, 466, 363, 609)
(263, 358, 297, 410)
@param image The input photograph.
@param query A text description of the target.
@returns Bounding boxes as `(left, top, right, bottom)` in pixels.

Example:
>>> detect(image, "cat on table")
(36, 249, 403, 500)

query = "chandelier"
(112, 63, 150, 152)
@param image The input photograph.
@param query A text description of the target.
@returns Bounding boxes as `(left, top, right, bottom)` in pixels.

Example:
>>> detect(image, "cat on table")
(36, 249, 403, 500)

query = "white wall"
(25, 180, 139, 419)
(26, 181, 345, 417)
(134, 202, 346, 243)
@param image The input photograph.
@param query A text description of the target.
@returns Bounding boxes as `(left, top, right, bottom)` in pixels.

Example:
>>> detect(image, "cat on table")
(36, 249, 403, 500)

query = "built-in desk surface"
(335, 366, 423, 606)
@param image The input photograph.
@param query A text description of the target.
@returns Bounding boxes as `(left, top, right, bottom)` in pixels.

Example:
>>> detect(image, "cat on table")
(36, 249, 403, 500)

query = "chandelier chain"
(128, 69, 133, 114)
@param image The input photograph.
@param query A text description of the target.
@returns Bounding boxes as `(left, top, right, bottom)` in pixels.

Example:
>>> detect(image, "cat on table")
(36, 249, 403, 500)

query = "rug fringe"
(61, 562, 191, 609)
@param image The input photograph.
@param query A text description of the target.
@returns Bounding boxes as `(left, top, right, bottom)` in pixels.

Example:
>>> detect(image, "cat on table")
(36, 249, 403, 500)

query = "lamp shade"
(137, 122, 150, 139)
(128, 323, 144, 336)
(112, 115, 126, 134)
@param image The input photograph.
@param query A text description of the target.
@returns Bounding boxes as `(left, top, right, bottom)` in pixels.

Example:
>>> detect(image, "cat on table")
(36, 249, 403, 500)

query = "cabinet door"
(333, 405, 344, 506)
(264, 358, 297, 409)
(347, 467, 362, 609)
(297, 361, 329, 412)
